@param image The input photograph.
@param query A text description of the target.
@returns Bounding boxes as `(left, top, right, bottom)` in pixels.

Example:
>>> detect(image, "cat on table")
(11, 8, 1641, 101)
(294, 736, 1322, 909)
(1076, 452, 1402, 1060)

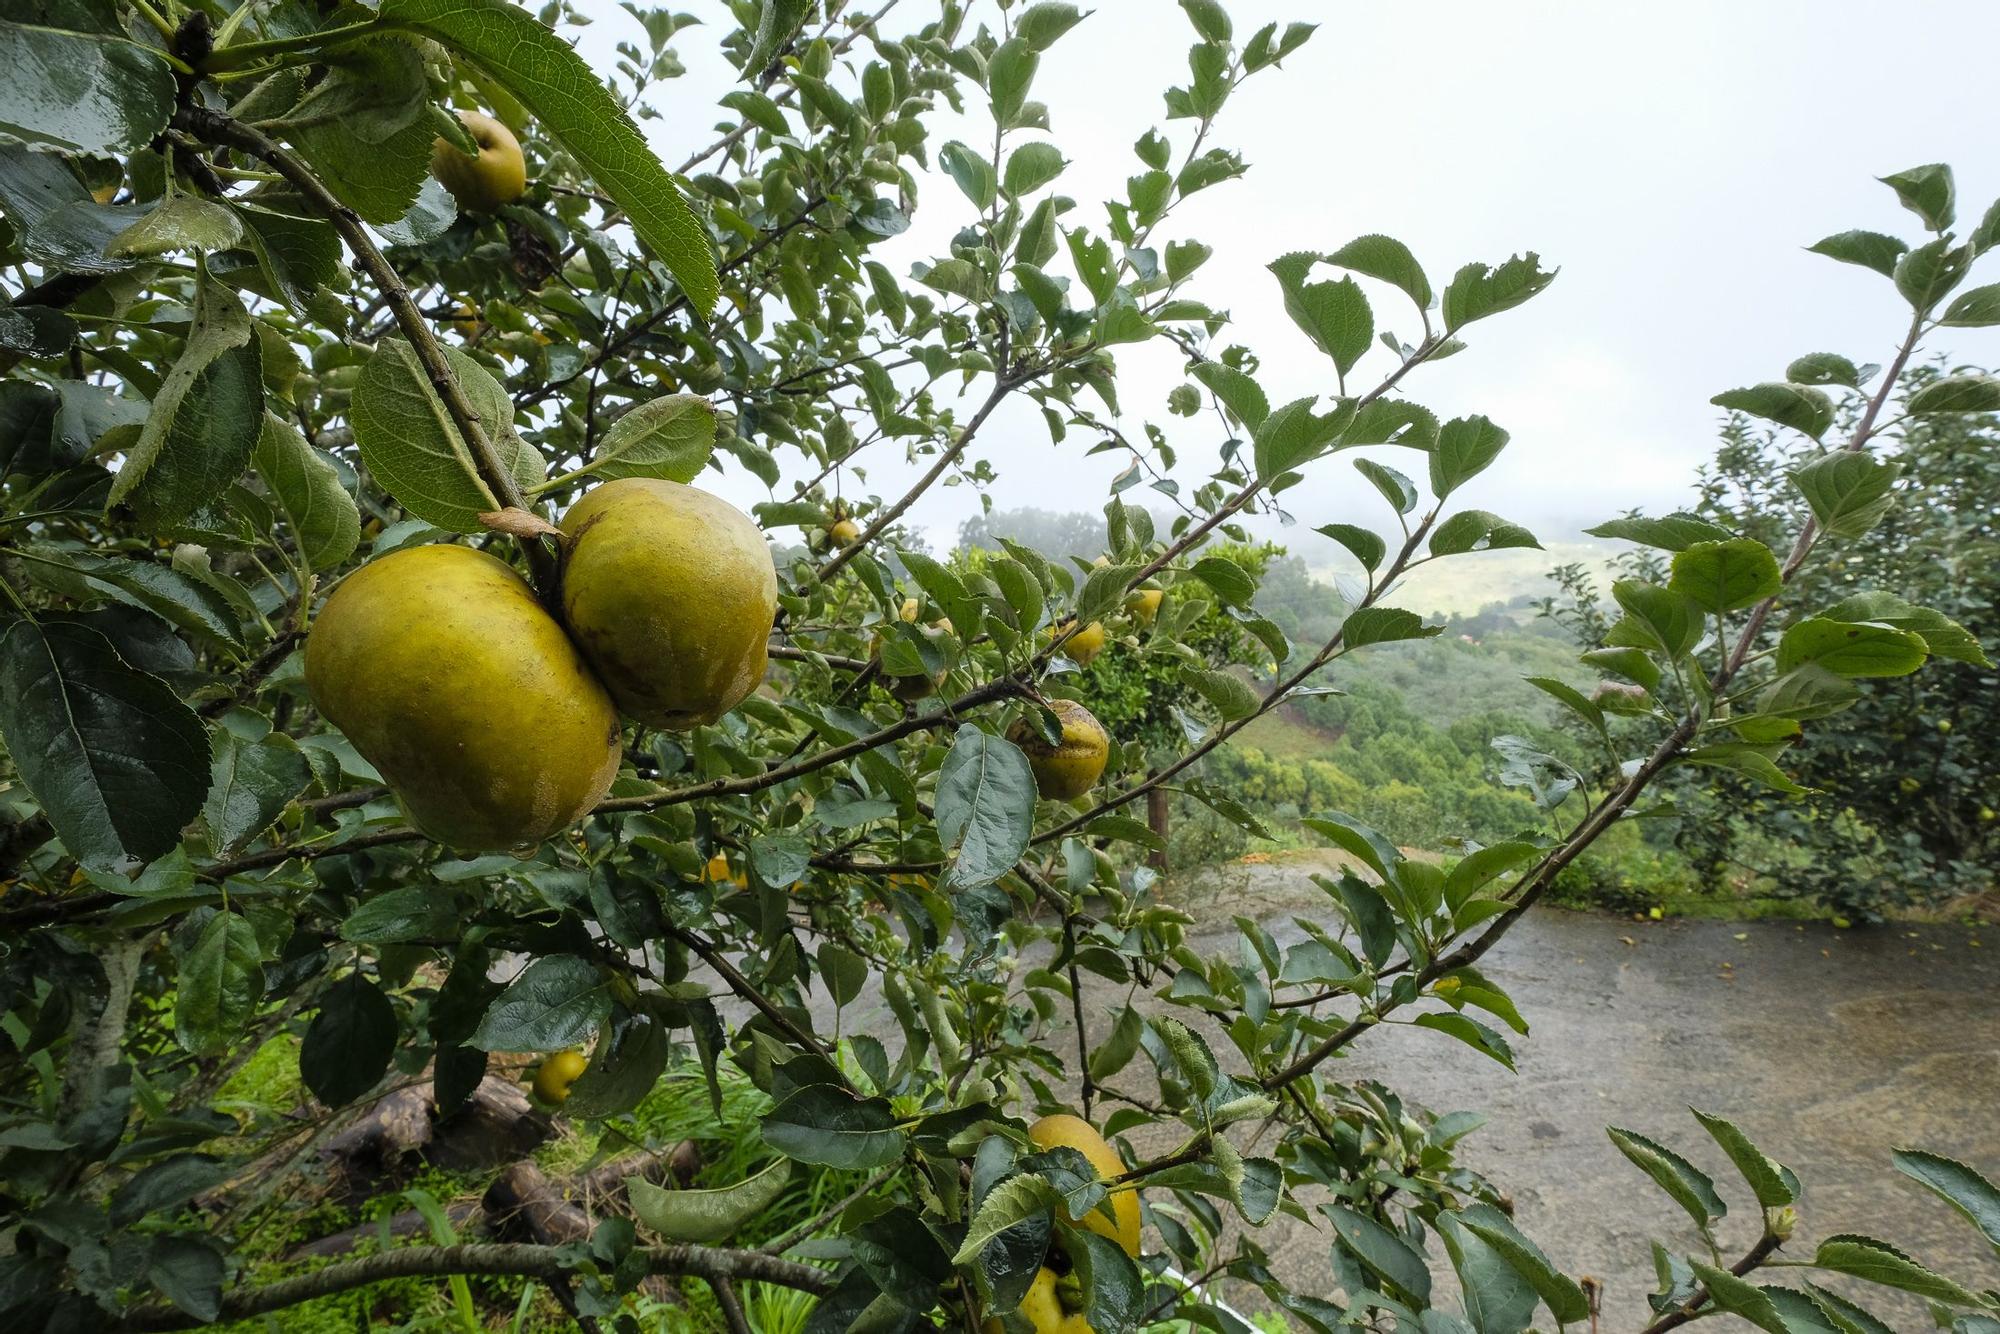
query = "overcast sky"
(569, 0, 2000, 555)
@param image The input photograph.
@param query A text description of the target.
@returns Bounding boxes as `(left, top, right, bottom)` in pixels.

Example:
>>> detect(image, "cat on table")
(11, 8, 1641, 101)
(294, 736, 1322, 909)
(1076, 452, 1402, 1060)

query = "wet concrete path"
(1155, 864, 2000, 1327)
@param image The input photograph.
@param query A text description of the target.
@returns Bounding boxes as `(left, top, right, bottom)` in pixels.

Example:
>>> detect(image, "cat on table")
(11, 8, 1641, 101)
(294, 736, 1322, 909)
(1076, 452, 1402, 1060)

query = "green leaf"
(203, 731, 310, 855)
(629, 1158, 791, 1243)
(301, 973, 397, 1107)
(1525, 676, 1605, 736)
(1893, 237, 1971, 311)
(1893, 1149, 2000, 1250)
(987, 38, 1038, 128)
(1429, 510, 1540, 557)
(762, 1084, 906, 1169)
(1253, 396, 1344, 480)
(1609, 580, 1704, 659)
(1413, 1012, 1516, 1069)
(743, 0, 812, 73)
(1786, 353, 1864, 388)
(109, 266, 264, 529)
(1323, 1203, 1431, 1304)
(1819, 592, 1989, 667)
(0, 618, 209, 871)
(1355, 457, 1418, 515)
(1299, 811, 1398, 882)
(1153, 1015, 1219, 1101)
(1606, 1126, 1726, 1229)
(1191, 554, 1256, 606)
(66, 552, 245, 653)
(1880, 162, 1955, 231)
(1185, 666, 1259, 721)
(281, 39, 435, 224)
(561, 1011, 670, 1119)
(1803, 1283, 1897, 1334)
(0, 2, 174, 154)
(381, 0, 720, 313)
(1459, 1211, 1591, 1325)
(1777, 618, 1927, 678)
(1587, 512, 1735, 552)
(235, 204, 344, 312)
(339, 886, 456, 946)
(1435, 1212, 1540, 1334)
(1711, 383, 1834, 440)
(1440, 253, 1555, 332)
(937, 726, 1036, 891)
(350, 339, 543, 533)
(1315, 522, 1385, 571)
(1810, 1234, 1983, 1306)
(245, 420, 357, 576)
(145, 1234, 224, 1322)
(176, 911, 264, 1055)
(1906, 374, 2000, 415)
(1669, 538, 1782, 613)
(1016, 2, 1087, 51)
(1191, 360, 1269, 430)
(112, 1154, 230, 1227)
(1684, 1259, 1790, 1334)
(817, 943, 869, 1009)
(954, 1173, 1058, 1264)
(1582, 645, 1661, 692)
(1789, 452, 1901, 539)
(1683, 744, 1810, 796)
(1003, 141, 1067, 197)
(580, 394, 716, 484)
(1088, 1005, 1144, 1081)
(939, 140, 998, 211)
(106, 198, 243, 260)
(1269, 253, 1372, 376)
(1430, 415, 1509, 498)
(1325, 234, 1432, 310)
(1690, 1108, 1797, 1208)
(471, 956, 609, 1053)
(0, 145, 142, 276)
(1341, 606, 1436, 650)
(1939, 283, 2000, 327)
(1807, 230, 1908, 278)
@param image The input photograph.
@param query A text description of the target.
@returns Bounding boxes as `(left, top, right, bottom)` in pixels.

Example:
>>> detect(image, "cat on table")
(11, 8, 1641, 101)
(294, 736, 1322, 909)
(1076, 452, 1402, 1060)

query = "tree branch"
(1638, 1231, 1783, 1334)
(110, 1240, 835, 1331)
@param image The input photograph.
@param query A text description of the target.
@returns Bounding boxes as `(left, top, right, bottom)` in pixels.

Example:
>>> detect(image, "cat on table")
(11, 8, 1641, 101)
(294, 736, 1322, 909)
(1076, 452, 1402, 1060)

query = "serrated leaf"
(937, 726, 1035, 892)
(1191, 360, 1269, 430)
(109, 266, 263, 529)
(1786, 352, 1863, 387)
(1811, 1234, 1983, 1305)
(1819, 592, 1989, 667)
(350, 339, 543, 533)
(1893, 1149, 2000, 1250)
(581, 394, 716, 484)
(470, 956, 609, 1053)
(1669, 538, 1782, 612)
(380, 0, 718, 312)
(1460, 1212, 1591, 1325)
(1684, 1259, 1790, 1334)
(105, 197, 243, 259)
(1185, 667, 1259, 721)
(1906, 374, 2000, 415)
(1430, 415, 1510, 498)
(1440, 253, 1555, 332)
(1777, 618, 1927, 678)
(1711, 383, 1834, 440)
(1690, 1109, 1796, 1208)
(1807, 230, 1908, 278)
(1341, 605, 1437, 649)
(0, 618, 209, 872)
(176, 911, 264, 1055)
(0, 3, 174, 155)
(1325, 233, 1432, 310)
(1788, 452, 1901, 540)
(254, 413, 360, 572)
(1270, 253, 1372, 376)
(1587, 512, 1735, 552)
(1880, 162, 1955, 231)
(1003, 141, 1066, 197)
(762, 1084, 906, 1169)
(1324, 1203, 1431, 1304)
(1315, 522, 1385, 571)
(203, 731, 310, 855)
(1606, 1126, 1726, 1228)
(1429, 509, 1539, 557)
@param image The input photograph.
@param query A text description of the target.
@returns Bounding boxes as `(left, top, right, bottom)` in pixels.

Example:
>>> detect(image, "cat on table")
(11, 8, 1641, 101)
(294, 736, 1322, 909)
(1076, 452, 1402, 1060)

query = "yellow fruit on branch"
(829, 516, 862, 546)
(304, 545, 620, 851)
(1026, 1113, 1141, 1255)
(430, 109, 527, 213)
(559, 478, 778, 730)
(1007, 701, 1110, 801)
(704, 853, 731, 883)
(1047, 619, 1106, 665)
(1124, 587, 1163, 626)
(983, 1266, 1094, 1334)
(532, 1049, 588, 1104)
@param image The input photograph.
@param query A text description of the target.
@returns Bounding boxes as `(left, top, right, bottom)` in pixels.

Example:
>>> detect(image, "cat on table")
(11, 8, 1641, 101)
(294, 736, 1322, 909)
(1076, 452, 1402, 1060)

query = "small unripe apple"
(829, 517, 862, 546)
(430, 110, 527, 213)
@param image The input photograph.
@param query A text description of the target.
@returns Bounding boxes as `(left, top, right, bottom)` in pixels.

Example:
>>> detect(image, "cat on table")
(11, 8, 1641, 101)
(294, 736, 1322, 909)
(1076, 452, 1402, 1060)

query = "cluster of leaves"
(1546, 363, 1998, 918)
(0, 0, 1995, 1331)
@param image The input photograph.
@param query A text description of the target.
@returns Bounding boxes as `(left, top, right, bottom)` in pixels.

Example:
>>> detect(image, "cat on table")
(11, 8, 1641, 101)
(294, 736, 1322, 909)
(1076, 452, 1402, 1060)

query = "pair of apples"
(304, 480, 776, 850)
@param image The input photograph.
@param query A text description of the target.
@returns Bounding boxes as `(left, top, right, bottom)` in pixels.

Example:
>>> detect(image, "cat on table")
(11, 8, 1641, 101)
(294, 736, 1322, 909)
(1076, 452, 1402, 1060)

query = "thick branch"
(174, 106, 557, 591)
(111, 1240, 834, 1331)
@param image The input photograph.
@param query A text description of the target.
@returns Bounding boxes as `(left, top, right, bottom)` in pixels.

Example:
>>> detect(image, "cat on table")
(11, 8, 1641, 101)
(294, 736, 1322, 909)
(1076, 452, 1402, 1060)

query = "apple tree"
(0, 1, 1996, 1332)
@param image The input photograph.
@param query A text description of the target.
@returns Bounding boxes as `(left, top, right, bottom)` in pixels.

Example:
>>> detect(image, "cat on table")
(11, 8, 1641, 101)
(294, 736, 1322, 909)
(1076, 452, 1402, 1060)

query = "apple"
(430, 110, 527, 213)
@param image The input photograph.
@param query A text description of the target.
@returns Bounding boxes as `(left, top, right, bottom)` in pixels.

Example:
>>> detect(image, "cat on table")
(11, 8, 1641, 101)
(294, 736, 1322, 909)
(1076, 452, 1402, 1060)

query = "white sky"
(569, 0, 2000, 554)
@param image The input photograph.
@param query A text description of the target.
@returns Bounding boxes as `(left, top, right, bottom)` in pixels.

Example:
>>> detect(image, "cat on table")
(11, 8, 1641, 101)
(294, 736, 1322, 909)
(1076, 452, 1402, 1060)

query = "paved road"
(1155, 860, 2000, 1328)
